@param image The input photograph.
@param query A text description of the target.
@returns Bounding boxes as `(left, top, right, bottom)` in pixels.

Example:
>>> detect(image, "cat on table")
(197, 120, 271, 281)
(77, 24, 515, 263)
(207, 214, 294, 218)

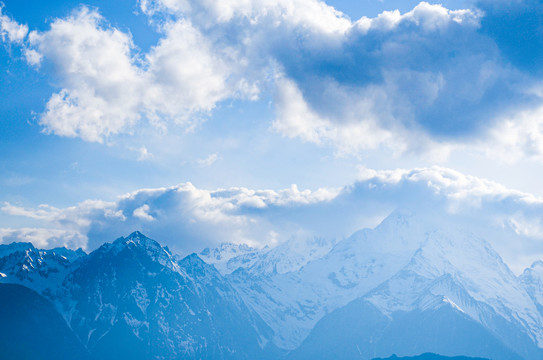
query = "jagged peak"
(113, 231, 163, 251)
(180, 253, 208, 267)
(179, 253, 222, 278)
(530, 260, 543, 270)
(0, 242, 37, 258)
(520, 260, 543, 281)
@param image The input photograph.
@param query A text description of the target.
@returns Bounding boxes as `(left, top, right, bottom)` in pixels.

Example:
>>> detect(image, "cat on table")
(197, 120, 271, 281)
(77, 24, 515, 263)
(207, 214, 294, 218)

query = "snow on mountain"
(360, 228, 543, 358)
(0, 241, 84, 294)
(3, 215, 543, 359)
(229, 210, 543, 356)
(200, 235, 337, 276)
(56, 231, 276, 359)
(246, 236, 339, 276)
(521, 260, 543, 312)
(199, 242, 262, 275)
(229, 210, 432, 349)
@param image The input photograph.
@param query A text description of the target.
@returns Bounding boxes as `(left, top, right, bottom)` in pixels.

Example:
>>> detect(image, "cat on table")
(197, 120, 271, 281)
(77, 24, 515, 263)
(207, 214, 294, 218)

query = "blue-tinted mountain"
(372, 354, 490, 359)
(59, 231, 277, 359)
(0, 232, 279, 359)
(226, 211, 543, 358)
(0, 283, 89, 360)
(3, 213, 543, 359)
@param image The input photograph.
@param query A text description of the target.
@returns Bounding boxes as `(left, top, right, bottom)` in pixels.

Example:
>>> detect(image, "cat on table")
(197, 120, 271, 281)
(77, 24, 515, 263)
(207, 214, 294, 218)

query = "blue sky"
(2, 0, 543, 271)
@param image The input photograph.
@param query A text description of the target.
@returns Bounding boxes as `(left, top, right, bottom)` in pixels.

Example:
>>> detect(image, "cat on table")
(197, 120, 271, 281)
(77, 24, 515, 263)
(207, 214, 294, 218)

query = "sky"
(1, 0, 543, 272)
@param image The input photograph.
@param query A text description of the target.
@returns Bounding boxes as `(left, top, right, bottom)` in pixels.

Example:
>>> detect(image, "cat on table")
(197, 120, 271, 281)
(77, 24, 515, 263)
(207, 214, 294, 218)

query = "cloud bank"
(3, 166, 543, 272)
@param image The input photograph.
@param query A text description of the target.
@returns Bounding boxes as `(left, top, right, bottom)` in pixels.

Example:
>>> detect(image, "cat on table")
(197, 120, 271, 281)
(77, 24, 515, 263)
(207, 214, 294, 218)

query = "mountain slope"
(58, 231, 276, 360)
(286, 223, 543, 359)
(229, 211, 543, 357)
(0, 283, 89, 360)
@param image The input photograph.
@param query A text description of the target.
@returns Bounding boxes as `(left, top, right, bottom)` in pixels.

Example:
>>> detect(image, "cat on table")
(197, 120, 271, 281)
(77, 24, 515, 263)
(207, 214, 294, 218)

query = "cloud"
(2, 1, 543, 159)
(3, 166, 543, 271)
(0, 5, 27, 43)
(196, 153, 220, 167)
(133, 204, 155, 221)
(0, 228, 87, 250)
(137, 0, 543, 159)
(3, 6, 256, 143)
(135, 146, 153, 161)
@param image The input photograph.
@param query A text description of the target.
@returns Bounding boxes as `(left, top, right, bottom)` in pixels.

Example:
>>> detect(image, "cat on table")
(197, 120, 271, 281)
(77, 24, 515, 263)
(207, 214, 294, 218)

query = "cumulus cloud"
(0, 6, 256, 143)
(2, 0, 543, 158)
(3, 167, 543, 271)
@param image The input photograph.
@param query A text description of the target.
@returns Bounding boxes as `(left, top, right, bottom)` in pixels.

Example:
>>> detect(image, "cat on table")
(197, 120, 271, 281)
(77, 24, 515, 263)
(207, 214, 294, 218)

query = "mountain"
(59, 231, 277, 359)
(200, 235, 337, 276)
(199, 242, 262, 275)
(0, 232, 278, 360)
(520, 260, 543, 315)
(0, 283, 89, 360)
(372, 354, 490, 360)
(0, 241, 85, 294)
(229, 211, 543, 358)
(2, 212, 543, 359)
(228, 211, 436, 349)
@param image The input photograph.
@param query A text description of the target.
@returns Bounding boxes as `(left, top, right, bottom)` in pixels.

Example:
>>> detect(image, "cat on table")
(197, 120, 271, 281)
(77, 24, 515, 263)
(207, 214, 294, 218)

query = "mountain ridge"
(1, 212, 543, 359)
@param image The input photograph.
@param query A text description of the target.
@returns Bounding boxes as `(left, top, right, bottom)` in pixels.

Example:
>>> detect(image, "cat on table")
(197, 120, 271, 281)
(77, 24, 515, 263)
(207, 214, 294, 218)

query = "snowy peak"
(199, 242, 261, 274)
(0, 242, 80, 293)
(0, 241, 36, 258)
(113, 231, 163, 251)
(48, 247, 86, 262)
(178, 253, 220, 280)
(105, 231, 179, 272)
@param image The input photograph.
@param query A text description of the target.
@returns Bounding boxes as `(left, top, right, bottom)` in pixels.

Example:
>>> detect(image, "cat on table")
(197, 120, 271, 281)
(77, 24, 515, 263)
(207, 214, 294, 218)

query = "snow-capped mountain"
(0, 232, 278, 359)
(200, 235, 337, 276)
(229, 210, 434, 349)
(520, 260, 543, 313)
(59, 232, 275, 359)
(2, 211, 543, 359)
(199, 242, 262, 275)
(228, 211, 543, 358)
(288, 226, 543, 359)
(0, 241, 85, 294)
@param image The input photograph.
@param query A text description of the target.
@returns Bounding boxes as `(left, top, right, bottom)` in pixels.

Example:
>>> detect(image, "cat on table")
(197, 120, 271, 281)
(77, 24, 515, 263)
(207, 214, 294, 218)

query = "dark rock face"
(0, 283, 89, 360)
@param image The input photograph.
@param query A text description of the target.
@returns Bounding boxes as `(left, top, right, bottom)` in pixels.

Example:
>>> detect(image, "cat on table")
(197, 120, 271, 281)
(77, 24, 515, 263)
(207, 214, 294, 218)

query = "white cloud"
(273, 77, 404, 155)
(29, 8, 143, 142)
(0, 228, 87, 250)
(0, 5, 27, 43)
(133, 204, 155, 221)
(17, 7, 255, 143)
(140, 0, 351, 37)
(483, 105, 543, 163)
(196, 153, 220, 167)
(136, 146, 153, 161)
(3, 1, 540, 162)
(143, 19, 232, 124)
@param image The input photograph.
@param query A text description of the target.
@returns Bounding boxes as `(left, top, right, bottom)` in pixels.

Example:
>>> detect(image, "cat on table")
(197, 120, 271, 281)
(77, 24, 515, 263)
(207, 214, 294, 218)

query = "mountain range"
(1, 211, 543, 359)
